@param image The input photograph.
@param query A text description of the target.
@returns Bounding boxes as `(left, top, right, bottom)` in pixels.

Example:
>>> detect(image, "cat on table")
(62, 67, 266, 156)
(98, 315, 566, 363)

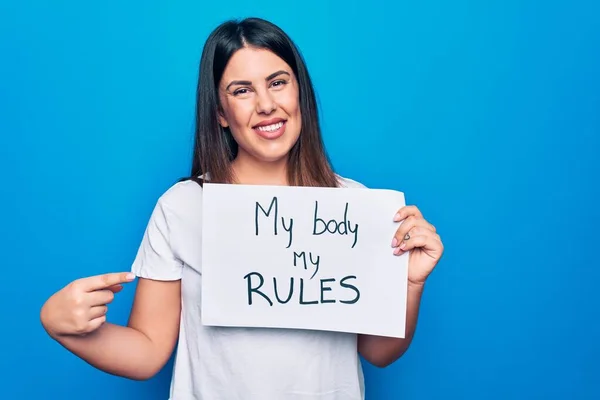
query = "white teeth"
(256, 122, 284, 132)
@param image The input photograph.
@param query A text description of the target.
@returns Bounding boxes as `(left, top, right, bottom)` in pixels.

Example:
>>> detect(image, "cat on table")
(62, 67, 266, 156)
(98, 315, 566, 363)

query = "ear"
(217, 105, 229, 128)
(218, 114, 229, 128)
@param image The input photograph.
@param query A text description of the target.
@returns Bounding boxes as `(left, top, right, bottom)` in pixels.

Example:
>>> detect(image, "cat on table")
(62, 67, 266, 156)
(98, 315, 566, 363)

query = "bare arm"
(358, 282, 424, 368)
(41, 275, 181, 380)
(359, 202, 444, 367)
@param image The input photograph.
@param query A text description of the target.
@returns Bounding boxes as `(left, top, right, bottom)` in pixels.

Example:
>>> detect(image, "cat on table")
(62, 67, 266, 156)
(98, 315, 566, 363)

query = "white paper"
(201, 183, 408, 338)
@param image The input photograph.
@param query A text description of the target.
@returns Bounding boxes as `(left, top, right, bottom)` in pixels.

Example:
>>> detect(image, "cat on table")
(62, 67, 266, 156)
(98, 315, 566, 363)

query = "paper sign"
(201, 183, 408, 338)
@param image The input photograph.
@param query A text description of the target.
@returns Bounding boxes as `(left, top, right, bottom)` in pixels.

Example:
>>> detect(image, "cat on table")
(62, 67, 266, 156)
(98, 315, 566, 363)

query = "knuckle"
(69, 280, 83, 292)
(73, 308, 86, 320)
(74, 320, 88, 334)
(101, 274, 111, 286)
(70, 293, 83, 308)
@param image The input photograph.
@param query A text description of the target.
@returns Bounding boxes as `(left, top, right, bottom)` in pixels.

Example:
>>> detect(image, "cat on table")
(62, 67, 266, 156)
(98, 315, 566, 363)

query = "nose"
(255, 89, 277, 114)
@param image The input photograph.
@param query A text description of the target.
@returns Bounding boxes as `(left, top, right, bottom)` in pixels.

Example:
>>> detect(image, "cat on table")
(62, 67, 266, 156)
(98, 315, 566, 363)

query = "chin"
(252, 147, 293, 164)
(246, 136, 299, 163)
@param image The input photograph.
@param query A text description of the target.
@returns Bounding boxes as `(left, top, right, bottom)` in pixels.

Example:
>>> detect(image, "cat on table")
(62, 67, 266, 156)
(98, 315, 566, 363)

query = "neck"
(231, 153, 289, 186)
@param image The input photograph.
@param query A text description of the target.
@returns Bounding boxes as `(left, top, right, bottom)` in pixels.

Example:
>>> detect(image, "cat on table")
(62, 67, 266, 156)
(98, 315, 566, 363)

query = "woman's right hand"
(40, 272, 136, 338)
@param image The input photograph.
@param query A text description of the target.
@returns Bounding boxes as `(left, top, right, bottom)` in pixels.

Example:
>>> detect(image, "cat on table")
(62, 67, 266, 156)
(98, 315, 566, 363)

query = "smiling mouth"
(255, 121, 285, 132)
(252, 120, 287, 139)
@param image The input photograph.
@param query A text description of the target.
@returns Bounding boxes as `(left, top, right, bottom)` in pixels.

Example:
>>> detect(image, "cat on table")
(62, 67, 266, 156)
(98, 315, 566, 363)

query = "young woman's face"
(218, 47, 301, 165)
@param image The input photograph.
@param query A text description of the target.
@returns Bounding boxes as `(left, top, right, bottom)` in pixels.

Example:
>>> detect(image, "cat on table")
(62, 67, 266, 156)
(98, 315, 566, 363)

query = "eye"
(233, 87, 252, 97)
(270, 79, 288, 89)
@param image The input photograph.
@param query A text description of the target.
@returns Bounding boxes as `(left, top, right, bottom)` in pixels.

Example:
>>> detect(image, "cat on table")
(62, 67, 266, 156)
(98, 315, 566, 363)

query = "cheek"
(279, 92, 301, 119)
(226, 101, 254, 129)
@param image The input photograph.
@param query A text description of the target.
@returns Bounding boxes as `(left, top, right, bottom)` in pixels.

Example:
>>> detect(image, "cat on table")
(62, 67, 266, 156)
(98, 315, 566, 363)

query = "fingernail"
(391, 237, 398, 247)
(393, 247, 402, 255)
(394, 213, 401, 222)
(399, 242, 407, 250)
(126, 273, 135, 280)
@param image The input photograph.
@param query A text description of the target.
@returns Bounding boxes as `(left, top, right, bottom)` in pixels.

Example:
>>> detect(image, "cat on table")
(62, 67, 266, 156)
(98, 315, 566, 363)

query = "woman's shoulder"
(335, 174, 368, 189)
(153, 177, 205, 215)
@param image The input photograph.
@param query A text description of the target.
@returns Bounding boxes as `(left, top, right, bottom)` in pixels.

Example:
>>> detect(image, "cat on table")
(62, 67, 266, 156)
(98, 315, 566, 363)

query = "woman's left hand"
(391, 205, 444, 286)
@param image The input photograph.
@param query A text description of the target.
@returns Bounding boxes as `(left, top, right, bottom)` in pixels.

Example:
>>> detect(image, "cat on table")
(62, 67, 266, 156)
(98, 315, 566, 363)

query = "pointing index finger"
(86, 272, 136, 292)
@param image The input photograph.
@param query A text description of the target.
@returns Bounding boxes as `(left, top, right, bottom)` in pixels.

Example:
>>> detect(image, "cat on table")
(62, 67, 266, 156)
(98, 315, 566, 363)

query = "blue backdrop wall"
(1, 0, 598, 399)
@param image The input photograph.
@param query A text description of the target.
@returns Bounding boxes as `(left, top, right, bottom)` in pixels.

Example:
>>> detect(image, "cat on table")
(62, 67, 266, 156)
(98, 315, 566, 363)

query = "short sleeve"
(337, 175, 368, 189)
(131, 198, 183, 281)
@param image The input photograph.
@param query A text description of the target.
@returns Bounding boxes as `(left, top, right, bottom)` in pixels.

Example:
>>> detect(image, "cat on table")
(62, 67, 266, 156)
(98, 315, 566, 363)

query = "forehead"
(221, 47, 293, 81)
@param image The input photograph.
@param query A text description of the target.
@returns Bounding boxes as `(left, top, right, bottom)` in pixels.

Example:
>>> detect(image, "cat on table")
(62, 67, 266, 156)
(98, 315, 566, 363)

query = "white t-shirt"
(131, 175, 367, 400)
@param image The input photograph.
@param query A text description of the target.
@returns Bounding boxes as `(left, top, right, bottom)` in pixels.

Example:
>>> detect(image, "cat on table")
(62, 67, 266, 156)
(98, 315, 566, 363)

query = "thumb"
(107, 284, 124, 293)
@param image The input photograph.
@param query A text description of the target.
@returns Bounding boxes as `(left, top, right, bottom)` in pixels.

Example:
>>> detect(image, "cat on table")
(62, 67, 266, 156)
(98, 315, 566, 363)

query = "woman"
(40, 17, 444, 399)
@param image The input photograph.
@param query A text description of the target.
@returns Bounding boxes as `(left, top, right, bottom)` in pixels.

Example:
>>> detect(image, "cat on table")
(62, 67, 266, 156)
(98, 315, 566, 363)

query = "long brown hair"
(184, 17, 339, 188)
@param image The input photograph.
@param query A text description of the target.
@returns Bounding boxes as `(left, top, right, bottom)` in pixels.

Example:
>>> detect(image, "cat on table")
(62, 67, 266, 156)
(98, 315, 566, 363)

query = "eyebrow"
(225, 70, 290, 92)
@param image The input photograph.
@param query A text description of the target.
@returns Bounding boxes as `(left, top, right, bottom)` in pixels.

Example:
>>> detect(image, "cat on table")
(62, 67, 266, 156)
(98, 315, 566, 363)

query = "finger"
(393, 205, 422, 222)
(394, 233, 428, 255)
(83, 272, 135, 292)
(87, 315, 107, 332)
(108, 284, 124, 293)
(425, 222, 436, 233)
(397, 214, 436, 232)
(393, 227, 439, 255)
(392, 215, 418, 247)
(393, 206, 437, 232)
(88, 289, 116, 307)
(89, 305, 108, 320)
(392, 217, 433, 247)
(395, 230, 443, 256)
(404, 234, 443, 253)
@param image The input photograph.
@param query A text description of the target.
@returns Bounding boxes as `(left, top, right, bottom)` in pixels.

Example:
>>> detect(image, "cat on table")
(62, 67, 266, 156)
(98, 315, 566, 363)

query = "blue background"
(1, 0, 598, 398)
